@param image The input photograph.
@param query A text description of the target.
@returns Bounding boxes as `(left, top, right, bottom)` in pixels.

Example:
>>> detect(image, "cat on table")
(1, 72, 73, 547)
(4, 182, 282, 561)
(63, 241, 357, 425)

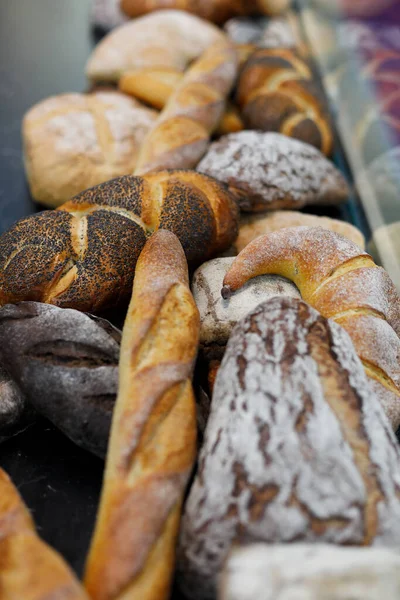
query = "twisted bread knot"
(237, 48, 333, 155)
(0, 171, 239, 313)
(222, 226, 400, 429)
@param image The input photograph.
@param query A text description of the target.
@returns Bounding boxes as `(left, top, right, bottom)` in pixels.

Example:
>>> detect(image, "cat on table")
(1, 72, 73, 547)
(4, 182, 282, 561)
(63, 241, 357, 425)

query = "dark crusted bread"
(178, 296, 400, 600)
(236, 47, 333, 155)
(197, 132, 348, 212)
(0, 171, 239, 313)
(0, 302, 121, 457)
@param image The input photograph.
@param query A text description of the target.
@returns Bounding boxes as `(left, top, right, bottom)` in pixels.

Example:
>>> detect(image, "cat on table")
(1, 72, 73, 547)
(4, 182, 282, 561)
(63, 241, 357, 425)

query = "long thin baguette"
(0, 468, 89, 600)
(84, 229, 200, 600)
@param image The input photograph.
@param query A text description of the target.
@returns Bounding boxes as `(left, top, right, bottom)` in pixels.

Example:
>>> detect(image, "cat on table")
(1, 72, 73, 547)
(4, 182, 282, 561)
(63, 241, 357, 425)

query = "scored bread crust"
(236, 48, 333, 155)
(222, 226, 400, 429)
(0, 468, 89, 600)
(178, 296, 400, 600)
(235, 210, 365, 252)
(0, 171, 239, 313)
(84, 230, 199, 600)
(22, 91, 157, 208)
(134, 40, 238, 175)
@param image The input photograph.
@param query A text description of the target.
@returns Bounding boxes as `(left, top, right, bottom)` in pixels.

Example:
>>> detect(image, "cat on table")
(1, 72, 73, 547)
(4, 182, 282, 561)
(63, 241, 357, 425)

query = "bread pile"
(1, 4, 400, 600)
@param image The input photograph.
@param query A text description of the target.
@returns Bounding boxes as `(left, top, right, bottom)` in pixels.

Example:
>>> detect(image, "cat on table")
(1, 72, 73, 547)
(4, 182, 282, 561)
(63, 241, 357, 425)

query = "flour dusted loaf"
(120, 0, 290, 24)
(220, 545, 400, 600)
(23, 91, 157, 207)
(178, 296, 400, 600)
(236, 210, 365, 252)
(192, 257, 300, 360)
(86, 10, 226, 82)
(222, 227, 400, 429)
(0, 171, 239, 313)
(0, 302, 121, 457)
(197, 132, 349, 211)
(0, 467, 89, 600)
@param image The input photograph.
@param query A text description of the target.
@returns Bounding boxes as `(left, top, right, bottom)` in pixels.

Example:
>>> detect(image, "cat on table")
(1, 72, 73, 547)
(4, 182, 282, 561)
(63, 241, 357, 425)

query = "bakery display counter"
(298, 0, 400, 288)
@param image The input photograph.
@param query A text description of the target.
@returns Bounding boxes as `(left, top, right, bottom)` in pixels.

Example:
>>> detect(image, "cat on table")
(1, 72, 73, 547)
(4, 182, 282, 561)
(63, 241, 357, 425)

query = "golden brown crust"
(0, 468, 89, 600)
(237, 48, 333, 155)
(222, 226, 400, 428)
(84, 230, 199, 600)
(120, 0, 288, 23)
(134, 41, 238, 176)
(119, 67, 184, 109)
(0, 171, 239, 312)
(22, 92, 157, 208)
(235, 211, 365, 253)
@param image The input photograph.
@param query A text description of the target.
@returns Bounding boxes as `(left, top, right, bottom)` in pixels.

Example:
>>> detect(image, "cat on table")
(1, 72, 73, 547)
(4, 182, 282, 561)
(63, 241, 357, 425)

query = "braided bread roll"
(237, 48, 333, 155)
(84, 230, 199, 600)
(222, 226, 400, 429)
(0, 171, 238, 313)
(134, 41, 238, 175)
(0, 468, 89, 600)
(120, 0, 290, 24)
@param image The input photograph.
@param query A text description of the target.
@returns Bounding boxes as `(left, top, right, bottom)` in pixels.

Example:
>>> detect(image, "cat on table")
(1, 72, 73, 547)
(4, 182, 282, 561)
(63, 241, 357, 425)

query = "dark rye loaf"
(178, 296, 400, 600)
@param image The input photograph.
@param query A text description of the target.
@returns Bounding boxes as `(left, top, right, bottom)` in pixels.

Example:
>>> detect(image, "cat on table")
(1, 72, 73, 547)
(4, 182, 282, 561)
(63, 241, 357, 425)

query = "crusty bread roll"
(120, 0, 290, 24)
(134, 40, 238, 175)
(222, 226, 400, 429)
(0, 467, 89, 600)
(119, 67, 184, 110)
(236, 48, 333, 155)
(197, 132, 348, 212)
(23, 91, 157, 207)
(192, 256, 301, 360)
(86, 10, 226, 82)
(178, 296, 400, 600)
(235, 210, 365, 252)
(84, 230, 199, 600)
(0, 171, 239, 313)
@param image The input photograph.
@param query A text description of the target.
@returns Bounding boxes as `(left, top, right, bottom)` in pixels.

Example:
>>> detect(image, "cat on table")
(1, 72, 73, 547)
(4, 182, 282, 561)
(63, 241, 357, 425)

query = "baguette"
(0, 467, 89, 600)
(84, 229, 199, 600)
(222, 226, 400, 429)
(134, 41, 238, 175)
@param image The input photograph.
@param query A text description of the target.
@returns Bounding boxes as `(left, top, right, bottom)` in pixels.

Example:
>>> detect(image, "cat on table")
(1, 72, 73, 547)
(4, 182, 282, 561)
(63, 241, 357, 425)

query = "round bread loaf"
(86, 10, 226, 82)
(23, 91, 157, 208)
(197, 132, 349, 212)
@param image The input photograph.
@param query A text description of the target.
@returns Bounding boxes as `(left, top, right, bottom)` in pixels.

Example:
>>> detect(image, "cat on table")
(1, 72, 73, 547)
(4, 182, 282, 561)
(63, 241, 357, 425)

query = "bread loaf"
(0, 467, 89, 599)
(86, 11, 226, 82)
(222, 226, 400, 429)
(0, 171, 239, 313)
(178, 296, 400, 600)
(84, 230, 199, 600)
(120, 0, 290, 24)
(197, 132, 348, 212)
(220, 544, 400, 600)
(0, 364, 30, 444)
(134, 41, 238, 175)
(23, 91, 157, 208)
(235, 210, 365, 252)
(0, 302, 121, 457)
(236, 48, 333, 155)
(192, 256, 301, 361)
